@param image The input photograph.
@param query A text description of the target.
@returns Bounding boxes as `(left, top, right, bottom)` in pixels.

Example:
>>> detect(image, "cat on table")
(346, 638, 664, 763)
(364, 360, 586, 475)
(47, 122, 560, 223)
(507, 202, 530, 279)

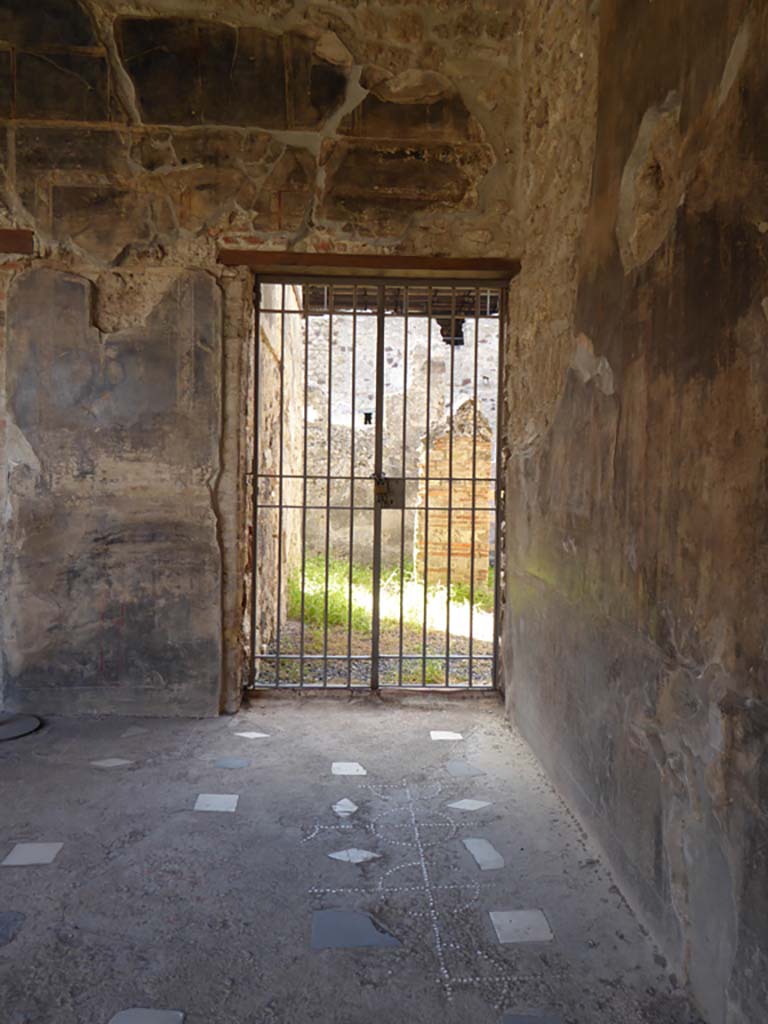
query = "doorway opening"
(247, 276, 506, 692)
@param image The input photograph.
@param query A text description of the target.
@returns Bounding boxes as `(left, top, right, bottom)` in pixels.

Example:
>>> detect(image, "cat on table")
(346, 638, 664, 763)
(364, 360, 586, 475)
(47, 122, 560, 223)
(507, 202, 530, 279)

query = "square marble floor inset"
(331, 762, 367, 776)
(109, 1011, 185, 1024)
(2, 842, 63, 866)
(91, 758, 134, 769)
(491, 909, 554, 944)
(430, 730, 463, 741)
(463, 837, 505, 870)
(193, 794, 239, 813)
(311, 909, 400, 949)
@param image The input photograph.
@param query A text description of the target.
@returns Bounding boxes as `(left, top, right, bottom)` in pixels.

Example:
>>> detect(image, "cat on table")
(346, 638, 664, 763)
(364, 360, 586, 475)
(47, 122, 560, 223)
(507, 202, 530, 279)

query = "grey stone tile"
(108, 1011, 185, 1024)
(490, 909, 554, 943)
(446, 759, 484, 778)
(214, 757, 250, 769)
(311, 909, 400, 949)
(501, 1015, 562, 1024)
(0, 911, 25, 946)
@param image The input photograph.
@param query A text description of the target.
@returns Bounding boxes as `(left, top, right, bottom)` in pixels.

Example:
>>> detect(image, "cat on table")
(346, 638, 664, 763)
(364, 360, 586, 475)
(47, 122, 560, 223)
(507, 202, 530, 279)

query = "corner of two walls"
(505, 2, 768, 1022)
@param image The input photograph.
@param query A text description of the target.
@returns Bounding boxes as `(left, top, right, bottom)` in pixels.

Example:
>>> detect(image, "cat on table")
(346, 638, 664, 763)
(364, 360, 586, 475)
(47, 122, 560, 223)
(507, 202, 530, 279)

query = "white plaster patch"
(235, 732, 269, 739)
(332, 762, 367, 776)
(2, 842, 63, 866)
(570, 335, 615, 396)
(447, 799, 491, 811)
(490, 909, 554, 943)
(430, 731, 463, 741)
(332, 798, 358, 818)
(462, 837, 504, 870)
(194, 794, 238, 813)
(327, 848, 381, 864)
(91, 758, 134, 769)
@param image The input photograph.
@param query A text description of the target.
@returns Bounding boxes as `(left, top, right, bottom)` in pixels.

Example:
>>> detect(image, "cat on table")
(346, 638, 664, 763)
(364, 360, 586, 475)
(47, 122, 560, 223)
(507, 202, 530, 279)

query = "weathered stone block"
(15, 51, 110, 122)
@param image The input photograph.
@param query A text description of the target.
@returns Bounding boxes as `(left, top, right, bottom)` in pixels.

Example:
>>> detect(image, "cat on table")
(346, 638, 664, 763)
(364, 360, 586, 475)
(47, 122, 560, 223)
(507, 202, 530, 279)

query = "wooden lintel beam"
(217, 249, 521, 281)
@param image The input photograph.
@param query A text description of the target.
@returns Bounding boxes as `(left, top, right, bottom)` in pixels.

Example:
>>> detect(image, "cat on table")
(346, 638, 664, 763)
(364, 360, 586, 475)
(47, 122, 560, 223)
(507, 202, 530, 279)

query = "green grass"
(288, 556, 373, 631)
(399, 658, 446, 685)
(287, 554, 494, 635)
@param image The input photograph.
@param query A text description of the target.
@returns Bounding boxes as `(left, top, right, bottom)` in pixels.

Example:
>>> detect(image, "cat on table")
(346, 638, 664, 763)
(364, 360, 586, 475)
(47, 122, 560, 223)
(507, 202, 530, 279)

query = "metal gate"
(248, 277, 505, 692)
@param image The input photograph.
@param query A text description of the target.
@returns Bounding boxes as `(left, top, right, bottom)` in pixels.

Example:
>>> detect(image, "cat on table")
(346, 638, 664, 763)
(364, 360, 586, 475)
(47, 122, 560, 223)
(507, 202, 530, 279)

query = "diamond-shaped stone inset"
(327, 848, 381, 864)
(490, 909, 554, 943)
(234, 732, 269, 739)
(2, 843, 63, 866)
(91, 758, 134, 769)
(332, 798, 358, 818)
(447, 799, 491, 811)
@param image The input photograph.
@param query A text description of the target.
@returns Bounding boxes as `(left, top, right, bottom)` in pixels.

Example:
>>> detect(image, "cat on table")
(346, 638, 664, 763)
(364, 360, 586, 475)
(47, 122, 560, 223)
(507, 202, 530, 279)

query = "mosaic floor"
(0, 700, 704, 1024)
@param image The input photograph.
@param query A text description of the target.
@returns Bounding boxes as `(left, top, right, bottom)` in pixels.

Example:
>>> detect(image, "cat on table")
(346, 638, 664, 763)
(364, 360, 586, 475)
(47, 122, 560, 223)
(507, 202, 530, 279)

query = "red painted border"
(0, 229, 34, 255)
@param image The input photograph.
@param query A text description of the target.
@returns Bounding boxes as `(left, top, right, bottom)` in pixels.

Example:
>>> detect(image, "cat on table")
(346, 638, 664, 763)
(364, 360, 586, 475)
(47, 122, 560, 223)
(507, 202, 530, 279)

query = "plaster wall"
(506, 3, 768, 1021)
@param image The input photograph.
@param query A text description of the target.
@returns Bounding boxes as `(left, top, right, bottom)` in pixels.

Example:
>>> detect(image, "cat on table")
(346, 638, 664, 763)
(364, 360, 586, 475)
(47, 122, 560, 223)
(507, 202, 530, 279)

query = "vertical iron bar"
(346, 285, 358, 689)
(492, 287, 506, 691)
(322, 290, 334, 687)
(248, 282, 261, 688)
(397, 287, 409, 687)
(468, 287, 481, 688)
(444, 287, 457, 688)
(370, 284, 386, 692)
(298, 287, 311, 688)
(274, 284, 286, 687)
(421, 288, 433, 687)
